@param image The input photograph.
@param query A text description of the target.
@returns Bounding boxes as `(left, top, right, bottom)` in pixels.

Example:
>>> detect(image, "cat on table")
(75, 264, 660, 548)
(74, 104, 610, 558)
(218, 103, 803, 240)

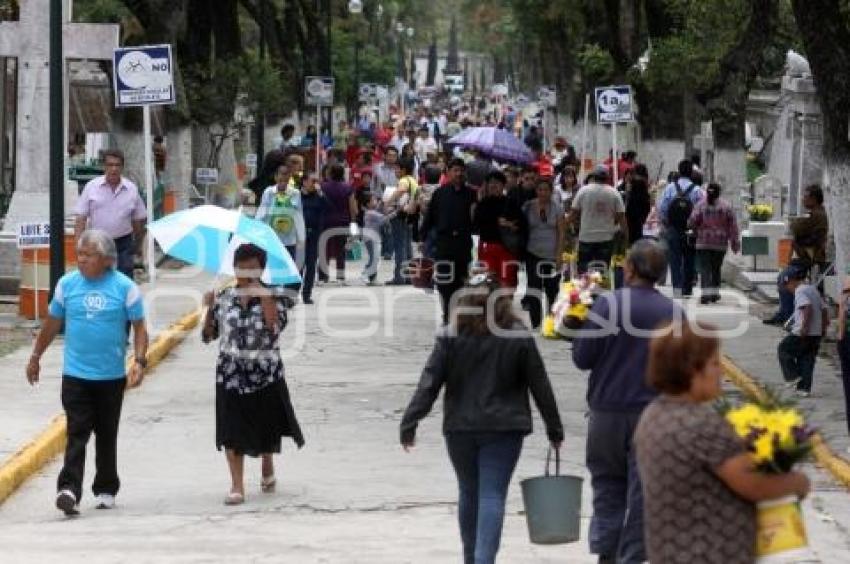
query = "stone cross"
(0, 0, 119, 227)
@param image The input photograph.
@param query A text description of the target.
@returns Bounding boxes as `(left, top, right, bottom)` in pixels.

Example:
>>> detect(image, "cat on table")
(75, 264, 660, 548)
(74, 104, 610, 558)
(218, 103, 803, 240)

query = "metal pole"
(48, 0, 64, 299)
(354, 40, 360, 123)
(255, 0, 266, 160)
(579, 93, 590, 180)
(144, 105, 156, 283)
(315, 106, 321, 174)
(612, 123, 618, 188)
(797, 116, 806, 215)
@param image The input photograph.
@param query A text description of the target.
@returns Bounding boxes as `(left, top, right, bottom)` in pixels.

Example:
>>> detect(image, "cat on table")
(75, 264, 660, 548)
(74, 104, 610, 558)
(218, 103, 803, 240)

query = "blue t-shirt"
(48, 269, 145, 380)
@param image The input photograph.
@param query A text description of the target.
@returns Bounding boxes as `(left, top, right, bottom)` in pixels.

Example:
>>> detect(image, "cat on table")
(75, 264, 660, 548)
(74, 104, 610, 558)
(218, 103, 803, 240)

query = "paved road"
(1, 264, 850, 562)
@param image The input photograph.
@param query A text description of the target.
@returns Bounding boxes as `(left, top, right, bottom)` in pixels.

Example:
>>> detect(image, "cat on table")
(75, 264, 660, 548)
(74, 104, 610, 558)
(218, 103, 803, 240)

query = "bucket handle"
(545, 447, 561, 477)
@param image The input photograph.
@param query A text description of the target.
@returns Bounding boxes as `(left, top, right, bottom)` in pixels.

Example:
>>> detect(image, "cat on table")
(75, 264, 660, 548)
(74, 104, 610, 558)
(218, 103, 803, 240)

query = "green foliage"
(185, 53, 286, 127)
(578, 44, 616, 86)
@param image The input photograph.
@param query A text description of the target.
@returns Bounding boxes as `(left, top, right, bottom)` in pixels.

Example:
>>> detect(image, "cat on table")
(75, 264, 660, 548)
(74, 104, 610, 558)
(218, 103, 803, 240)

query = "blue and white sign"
(595, 85, 634, 123)
(113, 44, 175, 107)
(16, 222, 51, 249)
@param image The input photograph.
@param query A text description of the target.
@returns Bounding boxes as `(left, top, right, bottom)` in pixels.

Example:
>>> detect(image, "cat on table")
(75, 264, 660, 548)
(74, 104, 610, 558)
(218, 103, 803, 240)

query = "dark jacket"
(301, 191, 328, 235)
(572, 286, 681, 412)
(400, 328, 564, 444)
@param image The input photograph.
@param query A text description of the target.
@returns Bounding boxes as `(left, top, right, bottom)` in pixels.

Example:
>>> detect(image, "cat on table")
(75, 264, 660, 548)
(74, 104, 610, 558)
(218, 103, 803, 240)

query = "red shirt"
(350, 164, 373, 191)
(345, 144, 360, 168)
(533, 155, 554, 179)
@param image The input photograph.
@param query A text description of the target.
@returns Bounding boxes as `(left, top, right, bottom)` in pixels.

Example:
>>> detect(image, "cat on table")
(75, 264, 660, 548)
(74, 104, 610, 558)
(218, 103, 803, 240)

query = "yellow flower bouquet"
(748, 203, 774, 222)
(721, 397, 815, 559)
(542, 273, 605, 339)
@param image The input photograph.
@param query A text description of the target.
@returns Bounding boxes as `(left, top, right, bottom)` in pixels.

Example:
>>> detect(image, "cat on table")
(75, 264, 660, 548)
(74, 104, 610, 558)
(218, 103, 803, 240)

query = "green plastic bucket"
(520, 448, 583, 545)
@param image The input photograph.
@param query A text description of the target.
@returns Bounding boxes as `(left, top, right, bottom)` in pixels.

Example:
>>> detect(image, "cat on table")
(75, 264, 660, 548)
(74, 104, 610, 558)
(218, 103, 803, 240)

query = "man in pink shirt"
(74, 149, 148, 279)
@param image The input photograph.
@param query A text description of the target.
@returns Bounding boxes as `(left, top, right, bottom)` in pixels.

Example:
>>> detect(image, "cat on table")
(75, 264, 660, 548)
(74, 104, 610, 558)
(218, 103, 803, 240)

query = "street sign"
(195, 168, 219, 185)
(492, 83, 509, 97)
(113, 44, 175, 107)
(16, 222, 50, 249)
(359, 83, 377, 103)
(595, 85, 634, 123)
(537, 85, 557, 108)
(245, 154, 258, 168)
(515, 94, 530, 108)
(305, 76, 334, 106)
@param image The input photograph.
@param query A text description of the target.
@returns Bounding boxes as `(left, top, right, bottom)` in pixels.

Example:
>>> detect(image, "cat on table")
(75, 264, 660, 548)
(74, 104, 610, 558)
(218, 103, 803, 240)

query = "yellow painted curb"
(0, 415, 67, 505)
(722, 356, 850, 488)
(0, 308, 202, 506)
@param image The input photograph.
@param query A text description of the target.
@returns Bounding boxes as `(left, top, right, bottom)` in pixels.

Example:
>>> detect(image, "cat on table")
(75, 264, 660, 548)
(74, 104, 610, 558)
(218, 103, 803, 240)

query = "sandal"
(261, 475, 277, 493)
(224, 491, 244, 506)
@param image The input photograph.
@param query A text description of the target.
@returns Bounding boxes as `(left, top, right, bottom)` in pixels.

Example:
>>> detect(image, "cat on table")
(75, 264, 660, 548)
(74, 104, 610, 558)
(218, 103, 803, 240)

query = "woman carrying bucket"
(635, 320, 810, 564)
(400, 275, 564, 564)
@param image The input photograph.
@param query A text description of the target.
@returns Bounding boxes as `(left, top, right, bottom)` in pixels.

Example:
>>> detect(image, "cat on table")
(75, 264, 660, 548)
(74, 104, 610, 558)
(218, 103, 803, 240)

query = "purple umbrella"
(447, 126, 534, 164)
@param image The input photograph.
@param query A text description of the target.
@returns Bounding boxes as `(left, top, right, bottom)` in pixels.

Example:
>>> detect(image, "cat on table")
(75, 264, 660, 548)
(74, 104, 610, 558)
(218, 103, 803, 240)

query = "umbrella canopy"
(448, 126, 534, 164)
(148, 205, 301, 285)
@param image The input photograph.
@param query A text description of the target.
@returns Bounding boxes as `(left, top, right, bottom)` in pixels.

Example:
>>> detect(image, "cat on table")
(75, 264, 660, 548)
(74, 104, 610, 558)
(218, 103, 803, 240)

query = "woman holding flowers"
(635, 321, 810, 564)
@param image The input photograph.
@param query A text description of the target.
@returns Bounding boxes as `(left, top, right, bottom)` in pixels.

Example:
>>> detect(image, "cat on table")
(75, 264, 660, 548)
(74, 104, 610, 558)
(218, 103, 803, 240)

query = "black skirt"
(216, 378, 305, 457)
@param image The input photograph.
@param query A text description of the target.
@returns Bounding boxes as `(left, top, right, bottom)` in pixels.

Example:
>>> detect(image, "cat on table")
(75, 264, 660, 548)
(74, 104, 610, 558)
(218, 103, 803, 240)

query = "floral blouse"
(204, 285, 293, 394)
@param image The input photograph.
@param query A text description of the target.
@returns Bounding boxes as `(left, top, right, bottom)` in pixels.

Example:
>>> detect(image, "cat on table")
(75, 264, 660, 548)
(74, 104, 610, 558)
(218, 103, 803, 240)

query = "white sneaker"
(56, 489, 79, 516)
(95, 494, 115, 509)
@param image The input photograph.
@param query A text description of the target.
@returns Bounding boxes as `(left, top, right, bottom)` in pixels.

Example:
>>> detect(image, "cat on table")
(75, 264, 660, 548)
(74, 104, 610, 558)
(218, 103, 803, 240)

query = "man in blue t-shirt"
(26, 229, 148, 516)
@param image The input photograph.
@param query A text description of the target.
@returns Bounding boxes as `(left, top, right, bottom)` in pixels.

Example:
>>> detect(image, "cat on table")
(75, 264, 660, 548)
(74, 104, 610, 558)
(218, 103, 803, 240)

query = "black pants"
(58, 376, 126, 501)
(697, 249, 726, 299)
(114, 235, 134, 280)
(577, 240, 614, 274)
(301, 231, 320, 300)
(523, 253, 561, 328)
(840, 333, 850, 435)
(434, 239, 471, 324)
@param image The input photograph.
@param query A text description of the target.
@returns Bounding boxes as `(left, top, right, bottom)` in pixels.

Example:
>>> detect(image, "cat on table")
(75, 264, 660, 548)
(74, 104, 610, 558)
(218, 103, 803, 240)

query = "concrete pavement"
(1, 263, 850, 562)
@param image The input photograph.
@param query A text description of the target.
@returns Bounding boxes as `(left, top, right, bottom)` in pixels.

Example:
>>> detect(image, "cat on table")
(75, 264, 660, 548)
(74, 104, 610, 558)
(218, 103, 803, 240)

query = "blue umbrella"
(448, 126, 534, 164)
(148, 205, 301, 285)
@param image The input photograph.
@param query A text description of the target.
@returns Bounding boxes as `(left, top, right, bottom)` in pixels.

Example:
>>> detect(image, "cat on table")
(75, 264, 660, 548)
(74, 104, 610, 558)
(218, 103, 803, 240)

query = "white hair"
(77, 229, 117, 262)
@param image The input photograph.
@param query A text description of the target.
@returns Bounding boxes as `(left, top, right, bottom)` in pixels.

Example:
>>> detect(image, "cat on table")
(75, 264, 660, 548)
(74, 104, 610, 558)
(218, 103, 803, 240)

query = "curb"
(722, 356, 850, 488)
(0, 307, 202, 506)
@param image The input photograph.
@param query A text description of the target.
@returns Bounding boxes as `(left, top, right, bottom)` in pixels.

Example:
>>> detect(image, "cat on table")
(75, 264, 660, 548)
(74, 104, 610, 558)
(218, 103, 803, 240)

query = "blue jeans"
(445, 432, 524, 564)
(363, 239, 377, 281)
(390, 216, 412, 282)
(586, 410, 646, 564)
(778, 335, 821, 392)
(380, 221, 393, 259)
(772, 267, 796, 322)
(664, 229, 695, 295)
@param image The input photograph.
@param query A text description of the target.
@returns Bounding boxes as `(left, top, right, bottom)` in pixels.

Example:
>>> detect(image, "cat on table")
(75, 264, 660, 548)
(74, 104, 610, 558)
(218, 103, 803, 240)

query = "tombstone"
(0, 1, 119, 228)
(767, 50, 823, 217)
(752, 175, 784, 219)
(0, 1, 118, 286)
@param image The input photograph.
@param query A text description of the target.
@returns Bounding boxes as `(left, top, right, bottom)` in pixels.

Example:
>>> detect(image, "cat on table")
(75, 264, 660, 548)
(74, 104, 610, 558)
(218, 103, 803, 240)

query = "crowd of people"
(24, 105, 849, 564)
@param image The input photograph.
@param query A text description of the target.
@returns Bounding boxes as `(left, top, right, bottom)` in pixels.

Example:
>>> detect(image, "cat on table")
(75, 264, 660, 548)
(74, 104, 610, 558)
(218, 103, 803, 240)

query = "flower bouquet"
(720, 395, 815, 561)
(541, 272, 605, 339)
(748, 203, 774, 222)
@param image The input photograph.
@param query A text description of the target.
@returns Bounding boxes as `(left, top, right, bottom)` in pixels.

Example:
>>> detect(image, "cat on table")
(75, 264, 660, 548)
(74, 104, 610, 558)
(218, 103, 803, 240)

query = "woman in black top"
(473, 171, 525, 289)
(400, 276, 563, 564)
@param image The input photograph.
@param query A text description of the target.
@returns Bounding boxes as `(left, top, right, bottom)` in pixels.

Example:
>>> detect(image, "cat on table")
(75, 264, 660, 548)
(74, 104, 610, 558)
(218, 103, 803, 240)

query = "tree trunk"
(791, 0, 850, 278)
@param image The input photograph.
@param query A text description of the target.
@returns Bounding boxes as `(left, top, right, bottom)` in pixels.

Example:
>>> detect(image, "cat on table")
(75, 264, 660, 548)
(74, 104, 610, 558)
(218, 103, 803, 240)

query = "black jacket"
(400, 329, 564, 444)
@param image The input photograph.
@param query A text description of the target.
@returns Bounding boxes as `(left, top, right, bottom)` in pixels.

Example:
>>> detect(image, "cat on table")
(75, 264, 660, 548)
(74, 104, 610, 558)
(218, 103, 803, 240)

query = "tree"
(790, 0, 850, 278)
(426, 35, 438, 85)
(446, 15, 460, 73)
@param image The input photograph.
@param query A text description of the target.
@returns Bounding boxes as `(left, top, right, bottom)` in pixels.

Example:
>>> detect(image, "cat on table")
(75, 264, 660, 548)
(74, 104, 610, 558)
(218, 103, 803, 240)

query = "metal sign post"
(595, 85, 635, 188)
(305, 76, 334, 174)
(195, 168, 219, 204)
(113, 44, 176, 284)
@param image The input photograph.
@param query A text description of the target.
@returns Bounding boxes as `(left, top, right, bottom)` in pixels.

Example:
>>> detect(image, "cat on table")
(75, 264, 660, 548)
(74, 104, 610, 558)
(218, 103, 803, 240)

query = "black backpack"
(667, 181, 695, 231)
